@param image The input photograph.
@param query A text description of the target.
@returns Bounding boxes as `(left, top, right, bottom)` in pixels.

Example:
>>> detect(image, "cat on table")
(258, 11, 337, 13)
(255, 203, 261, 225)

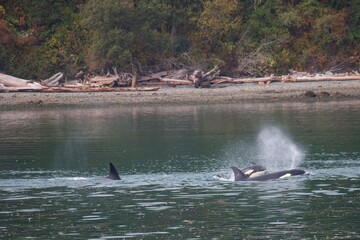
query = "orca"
(106, 162, 121, 180)
(231, 166, 305, 181)
(216, 162, 267, 180)
(241, 162, 267, 177)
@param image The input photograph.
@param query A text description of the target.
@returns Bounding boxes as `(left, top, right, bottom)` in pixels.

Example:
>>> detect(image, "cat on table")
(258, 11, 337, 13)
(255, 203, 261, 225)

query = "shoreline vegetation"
(1, 1, 359, 81)
(1, 1, 360, 109)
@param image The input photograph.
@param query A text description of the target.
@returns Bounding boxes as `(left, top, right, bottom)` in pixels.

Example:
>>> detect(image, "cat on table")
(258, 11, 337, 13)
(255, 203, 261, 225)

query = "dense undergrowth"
(0, 0, 359, 79)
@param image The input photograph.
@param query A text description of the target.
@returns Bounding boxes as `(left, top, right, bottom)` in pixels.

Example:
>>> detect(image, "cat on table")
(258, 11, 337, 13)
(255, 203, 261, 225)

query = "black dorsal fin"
(107, 162, 121, 180)
(231, 166, 248, 181)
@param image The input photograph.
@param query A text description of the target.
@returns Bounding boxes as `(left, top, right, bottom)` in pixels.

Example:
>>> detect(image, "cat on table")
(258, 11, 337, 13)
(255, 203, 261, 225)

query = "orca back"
(231, 167, 305, 181)
(249, 169, 305, 181)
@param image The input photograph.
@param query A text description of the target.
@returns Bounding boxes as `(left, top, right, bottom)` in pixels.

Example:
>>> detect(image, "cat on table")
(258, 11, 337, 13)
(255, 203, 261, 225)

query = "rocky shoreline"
(1, 80, 360, 110)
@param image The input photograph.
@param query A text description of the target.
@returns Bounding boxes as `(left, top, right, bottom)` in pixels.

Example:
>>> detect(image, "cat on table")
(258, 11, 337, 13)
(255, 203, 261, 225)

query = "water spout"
(257, 126, 305, 170)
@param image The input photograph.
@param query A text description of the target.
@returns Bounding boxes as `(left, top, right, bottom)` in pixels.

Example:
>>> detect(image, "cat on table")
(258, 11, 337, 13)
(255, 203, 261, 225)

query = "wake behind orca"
(231, 166, 305, 181)
(106, 162, 121, 180)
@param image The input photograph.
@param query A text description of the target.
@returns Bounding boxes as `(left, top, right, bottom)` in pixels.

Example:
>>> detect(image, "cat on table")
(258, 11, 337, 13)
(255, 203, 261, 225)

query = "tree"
(0, 0, 86, 79)
(81, 0, 180, 72)
(0, 4, 16, 73)
(0, 0, 358, 78)
(279, 0, 349, 70)
(192, 0, 243, 69)
(234, 0, 290, 74)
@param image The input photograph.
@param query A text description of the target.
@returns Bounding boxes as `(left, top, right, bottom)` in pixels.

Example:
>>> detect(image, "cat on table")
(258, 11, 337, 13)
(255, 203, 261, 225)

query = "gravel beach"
(1, 80, 360, 109)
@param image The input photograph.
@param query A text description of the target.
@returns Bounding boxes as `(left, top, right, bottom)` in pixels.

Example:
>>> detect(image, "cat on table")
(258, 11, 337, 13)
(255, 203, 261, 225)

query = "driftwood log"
(138, 68, 360, 87)
(211, 74, 360, 85)
(212, 75, 278, 85)
(0, 84, 46, 92)
(1, 69, 360, 93)
(282, 75, 360, 82)
(42, 86, 159, 92)
(144, 67, 220, 88)
(89, 75, 119, 87)
(75, 70, 85, 83)
(0, 73, 33, 87)
(41, 72, 64, 87)
(189, 66, 220, 88)
(0, 73, 47, 92)
(138, 71, 169, 83)
(0, 72, 160, 93)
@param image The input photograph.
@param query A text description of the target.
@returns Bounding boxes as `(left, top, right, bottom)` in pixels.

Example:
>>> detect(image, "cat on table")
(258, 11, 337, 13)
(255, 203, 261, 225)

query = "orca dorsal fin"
(107, 162, 121, 180)
(231, 166, 248, 181)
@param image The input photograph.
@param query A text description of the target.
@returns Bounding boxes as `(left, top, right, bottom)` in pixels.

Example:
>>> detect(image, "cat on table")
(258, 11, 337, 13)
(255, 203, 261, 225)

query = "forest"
(0, 0, 359, 80)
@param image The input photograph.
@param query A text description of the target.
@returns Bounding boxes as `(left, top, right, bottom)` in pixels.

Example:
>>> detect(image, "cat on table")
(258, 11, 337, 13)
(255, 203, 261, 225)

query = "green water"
(0, 101, 359, 239)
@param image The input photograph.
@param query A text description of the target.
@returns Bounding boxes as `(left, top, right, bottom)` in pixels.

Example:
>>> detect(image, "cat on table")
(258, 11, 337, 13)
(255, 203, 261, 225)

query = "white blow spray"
(257, 126, 305, 170)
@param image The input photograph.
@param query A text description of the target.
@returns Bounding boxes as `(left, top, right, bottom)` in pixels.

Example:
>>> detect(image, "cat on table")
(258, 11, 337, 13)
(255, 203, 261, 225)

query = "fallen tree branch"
(233, 75, 280, 83)
(282, 75, 360, 82)
(138, 71, 168, 82)
(41, 72, 64, 87)
(0, 83, 48, 92)
(160, 78, 193, 85)
(41, 86, 159, 92)
(89, 75, 119, 86)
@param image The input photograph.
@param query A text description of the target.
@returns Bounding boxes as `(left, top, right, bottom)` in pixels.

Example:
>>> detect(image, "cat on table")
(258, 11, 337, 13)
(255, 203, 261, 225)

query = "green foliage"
(81, 1, 133, 69)
(0, 5, 5, 19)
(81, 0, 176, 71)
(0, 0, 86, 78)
(277, 0, 352, 70)
(0, 0, 358, 78)
(192, 0, 242, 69)
(45, 17, 87, 76)
(238, 0, 290, 73)
(347, 0, 360, 40)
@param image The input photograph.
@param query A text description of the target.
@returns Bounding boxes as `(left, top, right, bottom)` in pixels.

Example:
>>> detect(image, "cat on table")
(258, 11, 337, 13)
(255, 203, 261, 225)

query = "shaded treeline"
(0, 0, 359, 79)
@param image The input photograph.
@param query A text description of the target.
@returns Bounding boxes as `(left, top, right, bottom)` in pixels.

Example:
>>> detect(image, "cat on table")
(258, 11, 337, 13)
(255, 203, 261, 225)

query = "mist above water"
(257, 126, 305, 170)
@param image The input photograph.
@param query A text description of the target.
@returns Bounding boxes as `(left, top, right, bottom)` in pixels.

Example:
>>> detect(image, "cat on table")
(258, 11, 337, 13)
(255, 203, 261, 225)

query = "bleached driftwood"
(282, 75, 360, 82)
(211, 75, 278, 85)
(0, 73, 33, 87)
(156, 67, 219, 88)
(88, 76, 120, 87)
(160, 78, 193, 85)
(42, 86, 160, 92)
(0, 73, 48, 92)
(0, 83, 48, 92)
(0, 72, 161, 92)
(138, 71, 168, 83)
(41, 72, 64, 87)
(189, 66, 220, 88)
(212, 74, 360, 85)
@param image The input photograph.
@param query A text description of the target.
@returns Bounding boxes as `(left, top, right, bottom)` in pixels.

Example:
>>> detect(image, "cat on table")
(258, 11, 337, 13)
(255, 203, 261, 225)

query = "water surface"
(1, 101, 359, 239)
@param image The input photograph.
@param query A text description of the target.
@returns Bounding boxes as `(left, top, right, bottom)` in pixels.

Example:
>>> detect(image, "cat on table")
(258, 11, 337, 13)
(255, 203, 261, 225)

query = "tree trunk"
(131, 65, 137, 88)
